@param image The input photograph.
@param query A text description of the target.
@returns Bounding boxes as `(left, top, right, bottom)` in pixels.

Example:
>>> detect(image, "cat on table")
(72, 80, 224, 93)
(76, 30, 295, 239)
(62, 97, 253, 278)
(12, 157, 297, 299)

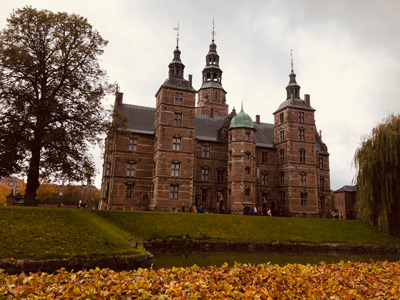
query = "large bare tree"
(0, 6, 111, 205)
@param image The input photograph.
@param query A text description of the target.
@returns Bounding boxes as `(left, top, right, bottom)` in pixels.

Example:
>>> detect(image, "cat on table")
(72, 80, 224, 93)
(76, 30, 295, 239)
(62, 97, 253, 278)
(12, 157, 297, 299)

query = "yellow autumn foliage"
(1, 261, 399, 299)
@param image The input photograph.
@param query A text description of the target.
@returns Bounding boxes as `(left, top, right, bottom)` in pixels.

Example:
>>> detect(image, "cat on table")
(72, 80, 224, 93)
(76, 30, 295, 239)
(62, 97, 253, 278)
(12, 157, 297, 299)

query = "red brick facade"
(100, 39, 331, 217)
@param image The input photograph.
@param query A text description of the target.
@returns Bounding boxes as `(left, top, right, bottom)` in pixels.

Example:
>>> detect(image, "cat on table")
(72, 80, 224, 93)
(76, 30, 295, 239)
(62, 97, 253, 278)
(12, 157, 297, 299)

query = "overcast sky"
(2, 0, 400, 190)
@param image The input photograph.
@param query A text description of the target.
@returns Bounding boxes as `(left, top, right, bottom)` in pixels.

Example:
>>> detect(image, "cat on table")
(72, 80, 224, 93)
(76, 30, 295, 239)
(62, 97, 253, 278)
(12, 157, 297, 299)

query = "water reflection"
(152, 250, 400, 269)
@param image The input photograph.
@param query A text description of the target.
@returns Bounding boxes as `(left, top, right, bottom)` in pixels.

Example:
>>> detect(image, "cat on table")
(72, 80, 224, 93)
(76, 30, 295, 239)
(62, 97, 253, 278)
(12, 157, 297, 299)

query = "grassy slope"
(0, 206, 145, 259)
(1, 207, 400, 260)
(93, 210, 400, 246)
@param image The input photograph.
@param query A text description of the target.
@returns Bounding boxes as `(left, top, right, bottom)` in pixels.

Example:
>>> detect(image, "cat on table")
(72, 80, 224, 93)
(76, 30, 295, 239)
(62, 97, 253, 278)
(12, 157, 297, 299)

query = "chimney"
(115, 92, 123, 106)
(304, 94, 310, 106)
(256, 115, 260, 123)
(290, 93, 295, 105)
(188, 74, 193, 87)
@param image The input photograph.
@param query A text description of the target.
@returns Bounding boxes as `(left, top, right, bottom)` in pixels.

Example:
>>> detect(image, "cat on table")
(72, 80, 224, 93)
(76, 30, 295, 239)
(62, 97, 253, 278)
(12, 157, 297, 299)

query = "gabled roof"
(274, 98, 315, 113)
(333, 185, 357, 193)
(118, 103, 276, 147)
(118, 104, 155, 135)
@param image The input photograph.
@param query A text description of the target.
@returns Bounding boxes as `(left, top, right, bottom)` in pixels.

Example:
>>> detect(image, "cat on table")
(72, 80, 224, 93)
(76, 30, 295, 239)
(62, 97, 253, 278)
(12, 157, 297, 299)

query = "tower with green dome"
(227, 104, 257, 214)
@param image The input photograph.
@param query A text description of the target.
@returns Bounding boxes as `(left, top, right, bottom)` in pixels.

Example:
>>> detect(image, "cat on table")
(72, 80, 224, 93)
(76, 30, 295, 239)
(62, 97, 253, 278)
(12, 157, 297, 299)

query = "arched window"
(201, 167, 210, 181)
(299, 128, 305, 141)
(172, 136, 181, 151)
(261, 172, 268, 186)
(170, 184, 179, 199)
(171, 162, 180, 177)
(299, 149, 306, 163)
(125, 183, 134, 198)
(280, 150, 285, 163)
(126, 161, 136, 177)
(245, 167, 251, 175)
(300, 172, 307, 186)
(301, 192, 308, 206)
(245, 152, 251, 160)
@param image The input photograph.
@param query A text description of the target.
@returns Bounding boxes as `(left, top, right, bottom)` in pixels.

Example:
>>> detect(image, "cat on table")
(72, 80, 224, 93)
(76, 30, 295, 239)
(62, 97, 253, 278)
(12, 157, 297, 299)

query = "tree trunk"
(24, 144, 41, 206)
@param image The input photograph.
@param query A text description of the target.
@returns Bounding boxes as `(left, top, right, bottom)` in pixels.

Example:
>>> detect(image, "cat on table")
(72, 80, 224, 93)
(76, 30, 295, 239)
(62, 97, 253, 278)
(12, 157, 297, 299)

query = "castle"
(100, 33, 331, 217)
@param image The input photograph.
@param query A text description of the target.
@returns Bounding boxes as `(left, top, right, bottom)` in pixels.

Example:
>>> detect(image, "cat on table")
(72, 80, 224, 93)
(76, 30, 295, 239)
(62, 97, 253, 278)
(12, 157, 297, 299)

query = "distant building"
(100, 33, 331, 217)
(0, 177, 24, 196)
(333, 185, 357, 220)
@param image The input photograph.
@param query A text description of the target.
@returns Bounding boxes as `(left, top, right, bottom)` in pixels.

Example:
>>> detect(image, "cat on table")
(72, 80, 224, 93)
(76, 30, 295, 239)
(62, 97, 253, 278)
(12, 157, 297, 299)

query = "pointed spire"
(286, 48, 301, 100)
(174, 22, 180, 48)
(212, 18, 215, 42)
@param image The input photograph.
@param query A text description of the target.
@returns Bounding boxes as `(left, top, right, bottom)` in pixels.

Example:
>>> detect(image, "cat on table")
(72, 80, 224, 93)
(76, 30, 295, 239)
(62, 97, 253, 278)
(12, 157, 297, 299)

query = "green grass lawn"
(1, 206, 399, 260)
(92, 210, 400, 246)
(0, 206, 146, 259)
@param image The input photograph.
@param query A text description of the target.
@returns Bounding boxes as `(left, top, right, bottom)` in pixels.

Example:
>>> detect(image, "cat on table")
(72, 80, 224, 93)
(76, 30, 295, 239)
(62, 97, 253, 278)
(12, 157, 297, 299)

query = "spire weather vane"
(290, 48, 294, 72)
(212, 18, 215, 42)
(174, 22, 180, 47)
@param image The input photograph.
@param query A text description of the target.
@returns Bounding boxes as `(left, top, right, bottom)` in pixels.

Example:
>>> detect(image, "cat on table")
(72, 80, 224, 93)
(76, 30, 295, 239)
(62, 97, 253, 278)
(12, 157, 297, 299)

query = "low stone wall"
(0, 253, 154, 275)
(143, 238, 400, 254)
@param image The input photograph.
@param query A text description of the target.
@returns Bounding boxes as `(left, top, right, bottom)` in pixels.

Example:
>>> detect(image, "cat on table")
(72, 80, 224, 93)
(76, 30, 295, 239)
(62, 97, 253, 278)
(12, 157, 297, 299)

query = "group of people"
(249, 206, 272, 216)
(181, 203, 203, 213)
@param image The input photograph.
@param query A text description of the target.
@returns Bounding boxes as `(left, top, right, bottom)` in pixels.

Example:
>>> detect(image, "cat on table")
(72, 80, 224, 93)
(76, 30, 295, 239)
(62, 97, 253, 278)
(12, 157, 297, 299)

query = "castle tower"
(227, 105, 257, 214)
(273, 58, 319, 217)
(196, 21, 228, 117)
(150, 32, 197, 212)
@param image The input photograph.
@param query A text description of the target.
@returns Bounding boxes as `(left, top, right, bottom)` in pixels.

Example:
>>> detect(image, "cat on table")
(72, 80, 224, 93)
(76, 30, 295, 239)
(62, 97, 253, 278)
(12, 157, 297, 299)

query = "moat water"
(152, 250, 400, 269)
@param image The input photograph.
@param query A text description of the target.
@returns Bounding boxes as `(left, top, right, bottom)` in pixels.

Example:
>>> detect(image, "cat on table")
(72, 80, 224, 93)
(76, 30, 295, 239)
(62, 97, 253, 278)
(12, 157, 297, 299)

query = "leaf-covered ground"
(1, 261, 399, 299)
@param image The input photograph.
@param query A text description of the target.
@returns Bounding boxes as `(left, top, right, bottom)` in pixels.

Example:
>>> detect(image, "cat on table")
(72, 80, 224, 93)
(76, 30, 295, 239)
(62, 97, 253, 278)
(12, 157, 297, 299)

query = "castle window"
(201, 188, 209, 202)
(280, 173, 285, 186)
(229, 150, 232, 157)
(280, 191, 285, 206)
(171, 162, 180, 177)
(151, 183, 154, 199)
(280, 130, 284, 142)
(228, 188, 231, 196)
(301, 192, 308, 206)
(245, 132, 250, 141)
(125, 183, 134, 198)
(261, 173, 268, 186)
(245, 152, 251, 160)
(230, 134, 233, 142)
(229, 163, 232, 171)
(172, 136, 181, 151)
(280, 112, 284, 124)
(319, 157, 324, 169)
(173, 112, 182, 126)
(245, 167, 251, 175)
(280, 150, 285, 163)
(217, 169, 225, 183)
(126, 162, 135, 177)
(262, 151, 268, 163)
(174, 92, 183, 105)
(153, 161, 156, 176)
(300, 172, 307, 186)
(214, 91, 219, 100)
(129, 137, 138, 152)
(202, 145, 210, 158)
(320, 176, 325, 190)
(245, 188, 250, 197)
(298, 112, 304, 123)
(300, 149, 306, 163)
(299, 129, 305, 141)
(201, 167, 210, 181)
(105, 162, 111, 176)
(170, 184, 179, 199)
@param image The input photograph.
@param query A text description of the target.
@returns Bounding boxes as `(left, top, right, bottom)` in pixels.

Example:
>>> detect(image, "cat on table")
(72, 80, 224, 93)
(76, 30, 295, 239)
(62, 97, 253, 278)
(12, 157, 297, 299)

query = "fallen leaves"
(0, 261, 399, 299)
